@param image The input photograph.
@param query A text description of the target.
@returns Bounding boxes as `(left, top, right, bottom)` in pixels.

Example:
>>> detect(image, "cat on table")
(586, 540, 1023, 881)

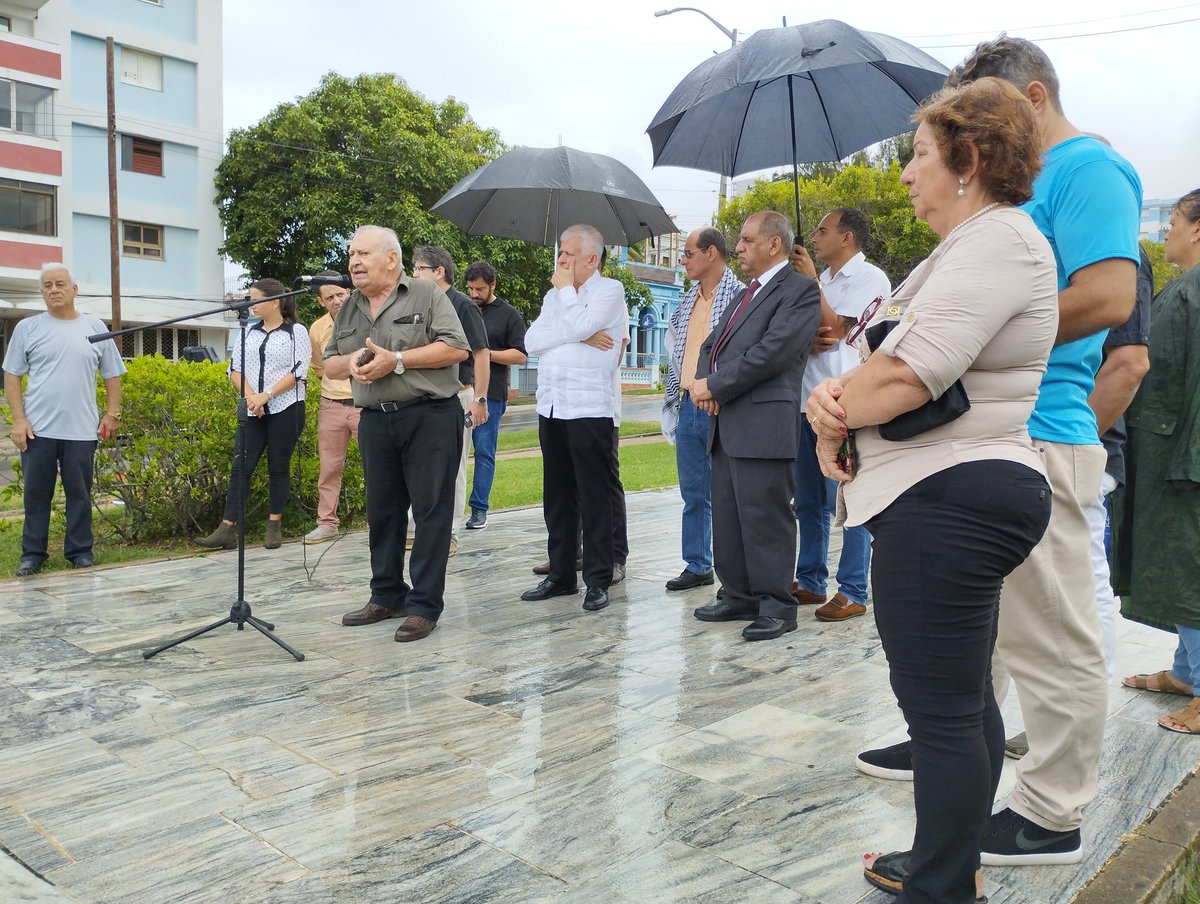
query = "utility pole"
(105, 36, 121, 331)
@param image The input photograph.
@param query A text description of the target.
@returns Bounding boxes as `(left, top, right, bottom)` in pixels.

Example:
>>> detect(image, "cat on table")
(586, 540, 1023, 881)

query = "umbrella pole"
(786, 75, 802, 232)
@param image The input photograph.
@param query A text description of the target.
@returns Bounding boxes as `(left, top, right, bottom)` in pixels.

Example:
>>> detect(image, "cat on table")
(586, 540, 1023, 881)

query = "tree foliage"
(216, 72, 552, 322)
(718, 162, 938, 287)
(603, 261, 653, 311)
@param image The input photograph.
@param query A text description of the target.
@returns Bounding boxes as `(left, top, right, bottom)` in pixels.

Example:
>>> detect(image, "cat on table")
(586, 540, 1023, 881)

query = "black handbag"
(865, 319, 970, 441)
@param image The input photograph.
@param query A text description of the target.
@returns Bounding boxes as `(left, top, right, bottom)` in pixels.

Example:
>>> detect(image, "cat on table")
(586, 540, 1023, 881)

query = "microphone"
(298, 273, 353, 290)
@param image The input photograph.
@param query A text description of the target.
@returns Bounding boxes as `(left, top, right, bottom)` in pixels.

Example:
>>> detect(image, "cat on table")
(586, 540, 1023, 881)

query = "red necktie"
(712, 279, 760, 365)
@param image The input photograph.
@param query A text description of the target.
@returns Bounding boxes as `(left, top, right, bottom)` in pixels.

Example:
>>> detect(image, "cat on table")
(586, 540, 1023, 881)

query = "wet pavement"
(0, 490, 1192, 903)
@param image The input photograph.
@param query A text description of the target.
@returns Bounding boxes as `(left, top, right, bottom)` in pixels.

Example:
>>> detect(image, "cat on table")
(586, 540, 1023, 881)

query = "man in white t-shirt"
(791, 209, 891, 621)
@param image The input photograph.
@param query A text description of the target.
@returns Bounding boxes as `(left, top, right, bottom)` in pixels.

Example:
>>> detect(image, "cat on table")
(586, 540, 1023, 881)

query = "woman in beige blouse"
(806, 78, 1058, 904)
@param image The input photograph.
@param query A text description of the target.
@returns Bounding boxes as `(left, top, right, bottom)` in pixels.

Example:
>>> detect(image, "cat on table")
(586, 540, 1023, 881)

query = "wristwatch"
(393, 351, 405, 375)
(474, 396, 486, 405)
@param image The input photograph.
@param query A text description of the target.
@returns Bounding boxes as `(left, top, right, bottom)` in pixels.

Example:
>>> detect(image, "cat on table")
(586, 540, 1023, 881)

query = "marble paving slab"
(0, 489, 1196, 903)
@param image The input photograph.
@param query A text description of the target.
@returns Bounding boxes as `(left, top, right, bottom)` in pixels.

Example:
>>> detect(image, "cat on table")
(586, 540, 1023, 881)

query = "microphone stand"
(90, 289, 307, 662)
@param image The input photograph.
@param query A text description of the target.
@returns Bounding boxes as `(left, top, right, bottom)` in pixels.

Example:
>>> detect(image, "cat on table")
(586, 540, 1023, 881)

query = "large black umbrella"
(647, 18, 949, 225)
(431, 145, 678, 248)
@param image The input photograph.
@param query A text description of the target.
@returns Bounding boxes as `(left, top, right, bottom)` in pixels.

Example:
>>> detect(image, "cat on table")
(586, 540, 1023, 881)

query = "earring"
(957, 177, 966, 197)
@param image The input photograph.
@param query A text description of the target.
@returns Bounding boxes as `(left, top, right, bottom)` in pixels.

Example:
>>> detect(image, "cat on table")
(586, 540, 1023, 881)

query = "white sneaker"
(304, 525, 339, 545)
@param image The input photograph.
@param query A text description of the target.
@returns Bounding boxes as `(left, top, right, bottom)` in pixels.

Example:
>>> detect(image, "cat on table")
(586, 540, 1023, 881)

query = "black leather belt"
(365, 397, 431, 413)
(323, 397, 355, 406)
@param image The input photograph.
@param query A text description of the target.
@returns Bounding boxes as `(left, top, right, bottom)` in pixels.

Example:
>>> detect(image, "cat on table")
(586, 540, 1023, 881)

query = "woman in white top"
(807, 78, 1058, 904)
(196, 278, 311, 550)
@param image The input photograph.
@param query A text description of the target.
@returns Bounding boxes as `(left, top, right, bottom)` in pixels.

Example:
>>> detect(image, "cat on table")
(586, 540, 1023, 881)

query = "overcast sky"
(222, 0, 1199, 241)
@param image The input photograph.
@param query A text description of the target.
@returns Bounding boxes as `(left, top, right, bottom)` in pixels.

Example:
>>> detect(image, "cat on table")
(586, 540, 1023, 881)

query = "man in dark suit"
(689, 211, 822, 640)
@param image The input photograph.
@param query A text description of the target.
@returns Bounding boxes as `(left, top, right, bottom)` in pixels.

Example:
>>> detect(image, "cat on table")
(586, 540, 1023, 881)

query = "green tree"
(603, 261, 652, 312)
(1140, 239, 1182, 294)
(215, 72, 552, 323)
(717, 162, 938, 286)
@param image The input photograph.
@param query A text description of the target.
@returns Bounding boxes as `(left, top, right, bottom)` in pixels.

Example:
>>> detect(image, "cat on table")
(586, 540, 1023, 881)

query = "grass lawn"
(1, 437, 678, 576)
(496, 420, 659, 454)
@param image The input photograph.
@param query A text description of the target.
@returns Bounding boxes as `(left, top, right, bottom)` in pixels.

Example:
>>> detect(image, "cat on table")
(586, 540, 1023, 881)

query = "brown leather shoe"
(342, 602, 404, 626)
(791, 580, 827, 604)
(394, 615, 437, 642)
(532, 558, 582, 575)
(814, 593, 866, 621)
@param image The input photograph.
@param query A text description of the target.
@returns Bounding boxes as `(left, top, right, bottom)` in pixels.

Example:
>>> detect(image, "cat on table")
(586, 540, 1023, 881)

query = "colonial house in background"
(0, 0, 229, 363)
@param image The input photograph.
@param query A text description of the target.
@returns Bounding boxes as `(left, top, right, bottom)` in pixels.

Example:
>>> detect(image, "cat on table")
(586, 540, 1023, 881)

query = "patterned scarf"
(663, 266, 744, 412)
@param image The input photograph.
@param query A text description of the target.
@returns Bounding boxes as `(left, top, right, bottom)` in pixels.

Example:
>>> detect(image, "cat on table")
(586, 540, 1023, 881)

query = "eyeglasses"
(845, 296, 885, 347)
(412, 264, 436, 273)
(682, 249, 707, 259)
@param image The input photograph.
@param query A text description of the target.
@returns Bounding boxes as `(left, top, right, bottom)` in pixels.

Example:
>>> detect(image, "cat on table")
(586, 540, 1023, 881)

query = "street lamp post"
(655, 7, 737, 208)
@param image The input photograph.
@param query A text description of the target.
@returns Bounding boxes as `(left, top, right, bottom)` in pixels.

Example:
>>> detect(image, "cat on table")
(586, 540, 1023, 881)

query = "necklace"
(945, 202, 1002, 242)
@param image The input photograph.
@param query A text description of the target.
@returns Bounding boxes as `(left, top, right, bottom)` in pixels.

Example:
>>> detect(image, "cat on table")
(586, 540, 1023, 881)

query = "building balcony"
(0, 29, 62, 81)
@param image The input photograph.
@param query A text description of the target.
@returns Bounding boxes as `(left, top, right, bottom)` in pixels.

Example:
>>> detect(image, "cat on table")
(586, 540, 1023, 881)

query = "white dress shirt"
(801, 251, 892, 406)
(526, 270, 628, 420)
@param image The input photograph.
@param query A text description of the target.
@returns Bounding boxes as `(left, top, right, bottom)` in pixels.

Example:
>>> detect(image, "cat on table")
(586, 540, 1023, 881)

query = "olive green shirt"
(323, 277, 469, 407)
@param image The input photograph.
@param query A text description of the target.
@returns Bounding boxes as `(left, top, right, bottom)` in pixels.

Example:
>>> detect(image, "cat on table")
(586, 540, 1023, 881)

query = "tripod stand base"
(143, 600, 304, 661)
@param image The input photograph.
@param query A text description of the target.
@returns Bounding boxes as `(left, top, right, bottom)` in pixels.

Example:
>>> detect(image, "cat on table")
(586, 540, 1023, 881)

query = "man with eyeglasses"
(661, 227, 743, 592)
(410, 245, 490, 558)
(788, 209, 891, 622)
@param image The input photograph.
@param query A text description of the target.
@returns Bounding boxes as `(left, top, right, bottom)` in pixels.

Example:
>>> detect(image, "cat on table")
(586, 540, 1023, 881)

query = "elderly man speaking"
(521, 224, 628, 613)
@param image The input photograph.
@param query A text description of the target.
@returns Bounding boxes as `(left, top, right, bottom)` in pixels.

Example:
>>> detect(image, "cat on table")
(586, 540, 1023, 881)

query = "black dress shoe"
(583, 588, 609, 611)
(521, 579, 579, 601)
(16, 557, 44, 577)
(611, 563, 626, 585)
(717, 586, 725, 600)
(742, 615, 798, 641)
(666, 569, 715, 591)
(71, 553, 96, 569)
(693, 600, 757, 622)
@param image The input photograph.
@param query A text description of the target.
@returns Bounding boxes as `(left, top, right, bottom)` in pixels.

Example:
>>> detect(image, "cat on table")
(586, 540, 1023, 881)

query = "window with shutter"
(121, 136, 164, 176)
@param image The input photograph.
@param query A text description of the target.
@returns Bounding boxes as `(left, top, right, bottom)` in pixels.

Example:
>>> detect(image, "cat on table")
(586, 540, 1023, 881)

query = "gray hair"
(561, 224, 604, 259)
(40, 263, 74, 283)
(947, 35, 1063, 112)
(752, 211, 794, 249)
(412, 245, 455, 284)
(351, 225, 404, 264)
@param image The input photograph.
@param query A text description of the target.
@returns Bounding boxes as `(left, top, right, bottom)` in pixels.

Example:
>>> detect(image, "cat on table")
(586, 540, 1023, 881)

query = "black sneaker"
(465, 509, 488, 530)
(855, 740, 914, 781)
(979, 807, 1082, 866)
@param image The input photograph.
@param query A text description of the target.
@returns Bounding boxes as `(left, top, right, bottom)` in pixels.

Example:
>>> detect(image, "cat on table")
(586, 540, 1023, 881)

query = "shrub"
(92, 356, 364, 541)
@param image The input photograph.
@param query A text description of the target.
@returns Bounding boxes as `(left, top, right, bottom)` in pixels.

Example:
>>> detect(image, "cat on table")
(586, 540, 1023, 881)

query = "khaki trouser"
(452, 386, 473, 538)
(993, 441, 1109, 832)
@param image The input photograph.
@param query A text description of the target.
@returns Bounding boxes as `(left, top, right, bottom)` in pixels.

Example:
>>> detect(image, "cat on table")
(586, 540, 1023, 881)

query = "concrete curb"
(1072, 767, 1200, 904)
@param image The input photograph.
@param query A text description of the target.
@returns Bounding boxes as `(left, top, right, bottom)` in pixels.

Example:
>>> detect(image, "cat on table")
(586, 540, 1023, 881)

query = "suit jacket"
(697, 265, 821, 459)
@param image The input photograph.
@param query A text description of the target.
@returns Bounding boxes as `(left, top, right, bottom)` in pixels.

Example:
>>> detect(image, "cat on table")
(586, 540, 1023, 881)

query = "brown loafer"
(790, 580, 827, 604)
(532, 558, 582, 576)
(342, 602, 404, 626)
(394, 615, 437, 642)
(814, 592, 866, 621)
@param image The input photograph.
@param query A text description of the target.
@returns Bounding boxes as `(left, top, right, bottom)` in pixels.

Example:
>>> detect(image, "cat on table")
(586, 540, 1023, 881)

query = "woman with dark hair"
(196, 277, 311, 550)
(1115, 189, 1200, 733)
(807, 77, 1058, 903)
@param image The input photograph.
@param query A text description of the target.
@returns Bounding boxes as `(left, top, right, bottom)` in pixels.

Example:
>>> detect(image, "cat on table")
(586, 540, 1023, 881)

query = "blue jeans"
(675, 395, 713, 574)
(793, 417, 871, 603)
(468, 398, 506, 513)
(1171, 625, 1200, 693)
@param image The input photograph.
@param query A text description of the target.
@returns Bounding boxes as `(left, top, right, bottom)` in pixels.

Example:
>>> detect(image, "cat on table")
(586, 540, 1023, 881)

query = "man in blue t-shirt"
(854, 37, 1143, 869)
(3, 265, 126, 575)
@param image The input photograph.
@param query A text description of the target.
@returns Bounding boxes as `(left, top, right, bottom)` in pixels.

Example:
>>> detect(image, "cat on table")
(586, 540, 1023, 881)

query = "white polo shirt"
(801, 251, 892, 408)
